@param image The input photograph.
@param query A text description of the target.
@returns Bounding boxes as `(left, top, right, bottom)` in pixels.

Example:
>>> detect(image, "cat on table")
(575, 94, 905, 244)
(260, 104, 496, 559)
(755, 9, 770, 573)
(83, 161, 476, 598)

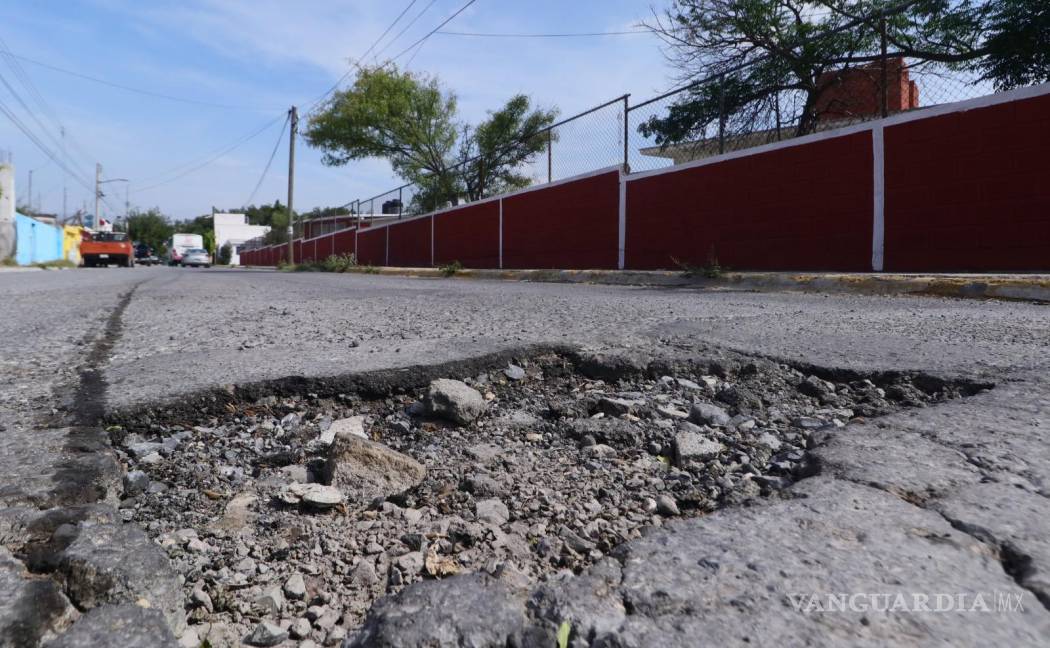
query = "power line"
(243, 112, 289, 207)
(371, 0, 441, 62)
(387, 0, 481, 63)
(360, 0, 419, 63)
(132, 114, 287, 193)
(306, 0, 427, 112)
(0, 95, 93, 192)
(436, 29, 647, 38)
(1, 49, 278, 111)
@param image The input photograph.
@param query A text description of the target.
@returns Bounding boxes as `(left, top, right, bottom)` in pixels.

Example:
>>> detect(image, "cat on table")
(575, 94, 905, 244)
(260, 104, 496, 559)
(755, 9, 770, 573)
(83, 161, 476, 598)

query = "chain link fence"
(317, 5, 1026, 234)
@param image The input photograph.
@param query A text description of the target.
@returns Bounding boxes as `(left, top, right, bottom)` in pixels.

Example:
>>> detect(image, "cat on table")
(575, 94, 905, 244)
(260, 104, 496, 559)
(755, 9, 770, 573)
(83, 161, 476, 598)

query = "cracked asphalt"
(1, 266, 1049, 646)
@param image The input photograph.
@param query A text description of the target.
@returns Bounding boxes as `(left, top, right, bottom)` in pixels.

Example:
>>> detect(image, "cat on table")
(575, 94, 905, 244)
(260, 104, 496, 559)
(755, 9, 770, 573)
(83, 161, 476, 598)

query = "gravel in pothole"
(112, 353, 973, 647)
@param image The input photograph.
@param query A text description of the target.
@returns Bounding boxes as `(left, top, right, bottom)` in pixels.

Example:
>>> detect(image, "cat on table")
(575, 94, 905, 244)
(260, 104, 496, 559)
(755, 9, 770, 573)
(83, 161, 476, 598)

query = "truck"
(80, 230, 134, 267)
(166, 233, 204, 266)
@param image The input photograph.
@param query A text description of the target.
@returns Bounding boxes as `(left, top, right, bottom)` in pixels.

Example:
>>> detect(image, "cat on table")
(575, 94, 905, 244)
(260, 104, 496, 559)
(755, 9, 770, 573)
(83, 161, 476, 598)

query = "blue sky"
(0, 0, 674, 221)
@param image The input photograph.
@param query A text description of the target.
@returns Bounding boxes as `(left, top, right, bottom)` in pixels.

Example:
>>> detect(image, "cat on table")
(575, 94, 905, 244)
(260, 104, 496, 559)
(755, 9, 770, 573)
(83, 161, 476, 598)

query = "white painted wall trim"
(617, 169, 627, 270)
(871, 125, 886, 272)
(498, 198, 504, 269)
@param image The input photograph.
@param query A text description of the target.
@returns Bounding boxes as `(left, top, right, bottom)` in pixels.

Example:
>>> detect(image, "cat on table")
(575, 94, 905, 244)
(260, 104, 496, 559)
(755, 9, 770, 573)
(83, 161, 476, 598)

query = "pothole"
(103, 350, 988, 646)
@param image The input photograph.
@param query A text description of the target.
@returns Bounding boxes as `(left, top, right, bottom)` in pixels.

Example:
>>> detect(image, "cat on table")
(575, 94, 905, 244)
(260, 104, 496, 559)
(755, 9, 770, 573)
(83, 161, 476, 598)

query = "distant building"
(641, 58, 920, 166)
(213, 213, 270, 265)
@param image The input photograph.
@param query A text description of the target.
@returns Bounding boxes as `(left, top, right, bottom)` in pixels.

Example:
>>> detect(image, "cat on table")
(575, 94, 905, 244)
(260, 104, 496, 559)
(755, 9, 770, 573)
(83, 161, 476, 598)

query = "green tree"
(640, 0, 1047, 147)
(978, 0, 1050, 89)
(126, 208, 175, 252)
(304, 65, 557, 211)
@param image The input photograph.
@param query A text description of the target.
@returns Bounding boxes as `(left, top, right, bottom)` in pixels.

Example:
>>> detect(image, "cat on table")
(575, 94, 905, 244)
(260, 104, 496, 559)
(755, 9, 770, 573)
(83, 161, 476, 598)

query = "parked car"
(134, 243, 160, 266)
(180, 248, 212, 268)
(81, 230, 134, 267)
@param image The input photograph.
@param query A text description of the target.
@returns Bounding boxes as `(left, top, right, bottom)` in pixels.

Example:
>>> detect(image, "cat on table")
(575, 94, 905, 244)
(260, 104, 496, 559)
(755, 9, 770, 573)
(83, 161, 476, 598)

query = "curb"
(261, 265, 1050, 304)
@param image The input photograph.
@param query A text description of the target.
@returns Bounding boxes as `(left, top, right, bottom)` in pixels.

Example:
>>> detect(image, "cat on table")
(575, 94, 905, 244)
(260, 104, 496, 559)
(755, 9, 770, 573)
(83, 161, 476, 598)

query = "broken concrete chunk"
(58, 523, 186, 636)
(0, 546, 78, 645)
(425, 379, 487, 425)
(320, 435, 425, 504)
(46, 603, 179, 648)
(674, 428, 726, 466)
(324, 415, 367, 443)
(689, 402, 730, 427)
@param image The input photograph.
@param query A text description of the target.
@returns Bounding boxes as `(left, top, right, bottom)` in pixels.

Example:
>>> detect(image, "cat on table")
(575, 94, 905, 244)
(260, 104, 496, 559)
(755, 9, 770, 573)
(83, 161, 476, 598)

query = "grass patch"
(36, 259, 76, 269)
(673, 247, 726, 279)
(438, 260, 463, 277)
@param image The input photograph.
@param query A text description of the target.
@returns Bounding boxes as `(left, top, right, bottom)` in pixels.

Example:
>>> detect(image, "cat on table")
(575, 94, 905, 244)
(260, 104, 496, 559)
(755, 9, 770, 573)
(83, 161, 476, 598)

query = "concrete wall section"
(433, 201, 500, 269)
(883, 92, 1050, 272)
(14, 212, 64, 265)
(501, 169, 620, 270)
(624, 132, 874, 271)
(387, 216, 432, 268)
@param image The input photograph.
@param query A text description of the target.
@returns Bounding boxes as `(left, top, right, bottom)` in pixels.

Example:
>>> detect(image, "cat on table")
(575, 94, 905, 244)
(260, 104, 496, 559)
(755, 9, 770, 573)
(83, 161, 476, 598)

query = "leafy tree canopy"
(641, 0, 1050, 146)
(304, 65, 557, 211)
(126, 208, 175, 253)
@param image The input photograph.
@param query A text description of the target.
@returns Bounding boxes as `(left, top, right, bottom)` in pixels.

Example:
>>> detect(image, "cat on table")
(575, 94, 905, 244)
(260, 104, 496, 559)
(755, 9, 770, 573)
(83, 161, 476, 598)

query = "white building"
(213, 213, 270, 265)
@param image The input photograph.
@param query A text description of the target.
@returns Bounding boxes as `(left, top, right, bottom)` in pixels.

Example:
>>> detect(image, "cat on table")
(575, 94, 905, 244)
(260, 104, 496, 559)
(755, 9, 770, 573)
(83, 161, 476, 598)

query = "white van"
(166, 233, 204, 266)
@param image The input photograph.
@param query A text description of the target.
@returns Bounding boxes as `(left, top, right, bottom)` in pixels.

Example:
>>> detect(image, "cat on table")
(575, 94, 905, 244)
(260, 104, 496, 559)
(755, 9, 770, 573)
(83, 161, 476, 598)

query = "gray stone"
(348, 575, 525, 647)
(327, 415, 367, 442)
(425, 379, 487, 425)
(656, 494, 680, 516)
(688, 402, 730, 427)
(0, 546, 77, 645)
(255, 586, 285, 616)
(320, 435, 425, 505)
(47, 604, 178, 648)
(476, 498, 510, 526)
(123, 470, 149, 497)
(190, 587, 213, 613)
(284, 572, 307, 600)
(674, 428, 725, 465)
(290, 617, 312, 639)
(58, 523, 186, 635)
(279, 464, 309, 483)
(598, 397, 638, 417)
(351, 559, 379, 586)
(244, 620, 288, 647)
(503, 364, 526, 381)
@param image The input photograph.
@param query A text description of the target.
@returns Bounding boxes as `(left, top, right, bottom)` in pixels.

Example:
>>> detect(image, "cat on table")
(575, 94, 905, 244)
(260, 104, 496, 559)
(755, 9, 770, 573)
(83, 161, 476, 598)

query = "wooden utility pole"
(286, 106, 298, 264)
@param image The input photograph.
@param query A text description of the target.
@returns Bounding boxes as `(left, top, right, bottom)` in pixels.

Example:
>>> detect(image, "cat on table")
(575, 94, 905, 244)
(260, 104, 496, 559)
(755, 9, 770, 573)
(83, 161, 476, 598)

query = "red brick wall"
(625, 132, 874, 271)
(884, 92, 1050, 271)
(501, 170, 620, 269)
(433, 201, 500, 268)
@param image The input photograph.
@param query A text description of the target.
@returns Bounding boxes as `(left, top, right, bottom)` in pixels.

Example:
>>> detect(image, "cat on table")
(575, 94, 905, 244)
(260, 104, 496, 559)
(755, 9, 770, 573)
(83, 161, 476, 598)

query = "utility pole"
(94, 163, 102, 230)
(286, 106, 298, 265)
(27, 169, 32, 211)
(61, 127, 68, 221)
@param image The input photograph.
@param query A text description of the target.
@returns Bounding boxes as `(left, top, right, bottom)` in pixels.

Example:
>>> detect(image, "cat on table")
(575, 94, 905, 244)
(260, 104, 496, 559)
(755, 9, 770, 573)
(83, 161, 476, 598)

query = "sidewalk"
(256, 265, 1050, 303)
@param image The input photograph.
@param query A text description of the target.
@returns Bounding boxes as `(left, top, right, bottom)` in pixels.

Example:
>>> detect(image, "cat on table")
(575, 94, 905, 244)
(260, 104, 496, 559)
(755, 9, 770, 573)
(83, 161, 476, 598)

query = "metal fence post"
(398, 186, 403, 219)
(622, 94, 630, 173)
(547, 131, 552, 183)
(718, 74, 726, 155)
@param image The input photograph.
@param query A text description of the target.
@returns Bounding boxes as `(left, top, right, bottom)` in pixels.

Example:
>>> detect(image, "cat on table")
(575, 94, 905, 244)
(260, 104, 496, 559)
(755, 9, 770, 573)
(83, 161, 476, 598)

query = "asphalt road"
(2, 266, 1049, 645)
